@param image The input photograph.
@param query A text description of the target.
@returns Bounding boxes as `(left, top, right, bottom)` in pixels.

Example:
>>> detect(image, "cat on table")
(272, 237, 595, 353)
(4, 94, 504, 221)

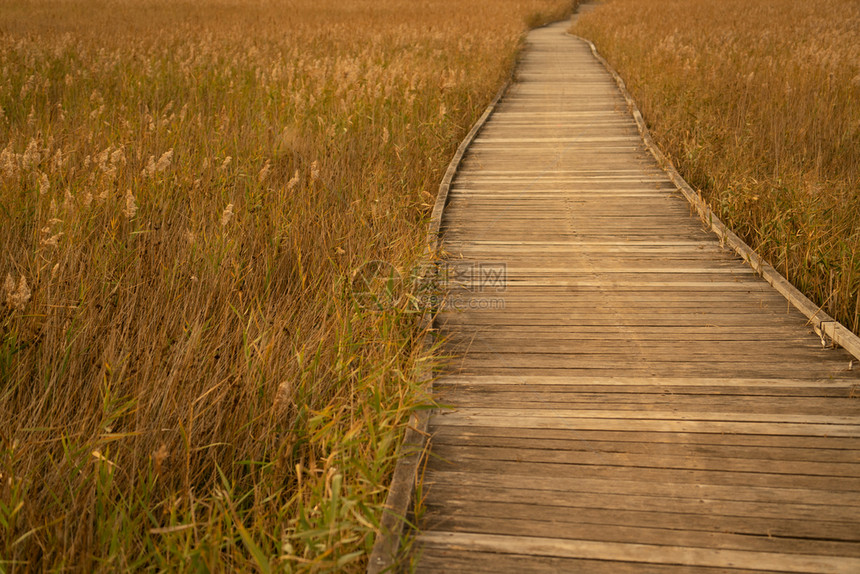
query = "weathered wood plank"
(433, 375, 859, 387)
(429, 443, 860, 477)
(426, 508, 858, 557)
(424, 457, 860, 491)
(431, 393, 860, 416)
(425, 470, 860, 506)
(440, 370, 853, 381)
(430, 425, 860, 449)
(416, 548, 786, 574)
(430, 408, 860, 436)
(418, 532, 860, 573)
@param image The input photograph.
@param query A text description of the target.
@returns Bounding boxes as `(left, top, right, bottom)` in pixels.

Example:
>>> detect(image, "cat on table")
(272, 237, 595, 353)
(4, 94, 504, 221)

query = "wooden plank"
(442, 351, 846, 363)
(427, 433, 860, 463)
(418, 532, 860, 573)
(416, 548, 786, 574)
(440, 300, 793, 309)
(425, 470, 860, 506)
(430, 425, 860, 449)
(428, 443, 860, 477)
(440, 336, 828, 348)
(423, 457, 860, 491)
(435, 384, 857, 398)
(438, 308, 802, 318)
(443, 331, 822, 343)
(441, 353, 847, 367)
(430, 410, 860, 438)
(437, 349, 851, 364)
(422, 501, 860, 543)
(433, 375, 859, 388)
(437, 326, 823, 337)
(433, 408, 860, 427)
(432, 393, 860, 416)
(445, 366, 856, 379)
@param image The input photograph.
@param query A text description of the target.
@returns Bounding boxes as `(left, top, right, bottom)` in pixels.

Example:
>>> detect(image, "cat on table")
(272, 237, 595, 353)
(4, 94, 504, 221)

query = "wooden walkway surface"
(413, 19, 860, 573)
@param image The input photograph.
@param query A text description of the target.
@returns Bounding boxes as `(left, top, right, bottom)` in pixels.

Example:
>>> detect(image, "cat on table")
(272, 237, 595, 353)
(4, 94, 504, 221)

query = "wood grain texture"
(412, 14, 860, 573)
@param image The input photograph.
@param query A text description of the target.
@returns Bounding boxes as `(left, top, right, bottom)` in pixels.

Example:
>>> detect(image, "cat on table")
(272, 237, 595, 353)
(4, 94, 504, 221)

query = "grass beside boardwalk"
(574, 0, 860, 334)
(0, 0, 572, 571)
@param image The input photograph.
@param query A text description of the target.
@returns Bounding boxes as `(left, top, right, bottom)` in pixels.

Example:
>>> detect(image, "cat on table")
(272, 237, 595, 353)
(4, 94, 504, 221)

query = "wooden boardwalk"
(412, 19, 860, 573)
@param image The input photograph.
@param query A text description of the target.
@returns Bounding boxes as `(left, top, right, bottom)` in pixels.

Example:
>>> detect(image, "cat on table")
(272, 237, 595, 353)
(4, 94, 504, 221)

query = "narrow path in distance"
(414, 19, 860, 573)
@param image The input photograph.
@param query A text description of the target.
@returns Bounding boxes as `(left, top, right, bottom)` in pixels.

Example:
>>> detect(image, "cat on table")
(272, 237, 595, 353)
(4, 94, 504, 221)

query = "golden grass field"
(0, 0, 572, 570)
(574, 0, 860, 334)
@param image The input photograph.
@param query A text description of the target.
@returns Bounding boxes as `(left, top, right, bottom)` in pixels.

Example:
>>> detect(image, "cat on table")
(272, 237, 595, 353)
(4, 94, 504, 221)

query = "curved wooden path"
(410, 18, 860, 574)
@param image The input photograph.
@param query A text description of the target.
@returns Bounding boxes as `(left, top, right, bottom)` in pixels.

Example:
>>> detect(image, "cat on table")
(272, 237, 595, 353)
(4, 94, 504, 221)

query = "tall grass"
(0, 0, 572, 570)
(574, 0, 860, 333)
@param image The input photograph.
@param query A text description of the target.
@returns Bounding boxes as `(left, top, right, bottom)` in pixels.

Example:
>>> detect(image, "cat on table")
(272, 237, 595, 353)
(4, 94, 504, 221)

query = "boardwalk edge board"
(366, 45, 517, 574)
(574, 34, 860, 362)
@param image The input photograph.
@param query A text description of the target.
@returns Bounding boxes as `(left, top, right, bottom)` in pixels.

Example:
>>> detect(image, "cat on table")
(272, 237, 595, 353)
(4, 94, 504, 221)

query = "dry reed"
(0, 0, 572, 571)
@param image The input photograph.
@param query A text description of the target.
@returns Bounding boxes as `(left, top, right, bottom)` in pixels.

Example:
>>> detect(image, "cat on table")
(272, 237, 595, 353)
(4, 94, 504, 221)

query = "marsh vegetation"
(0, 0, 571, 570)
